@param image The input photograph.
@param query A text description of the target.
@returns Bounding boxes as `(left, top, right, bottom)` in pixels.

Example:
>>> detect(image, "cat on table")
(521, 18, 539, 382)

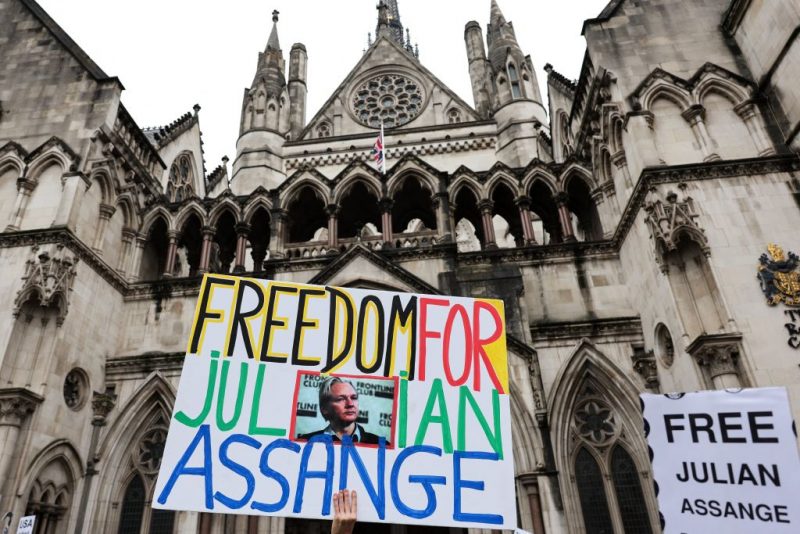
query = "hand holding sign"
(332, 489, 357, 534)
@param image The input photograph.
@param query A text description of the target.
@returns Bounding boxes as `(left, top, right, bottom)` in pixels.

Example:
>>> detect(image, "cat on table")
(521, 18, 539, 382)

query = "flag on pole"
(371, 121, 386, 175)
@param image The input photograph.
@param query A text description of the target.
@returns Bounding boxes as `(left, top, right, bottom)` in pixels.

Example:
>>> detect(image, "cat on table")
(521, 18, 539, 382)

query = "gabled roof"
(299, 35, 481, 140)
(308, 244, 440, 295)
(20, 0, 118, 84)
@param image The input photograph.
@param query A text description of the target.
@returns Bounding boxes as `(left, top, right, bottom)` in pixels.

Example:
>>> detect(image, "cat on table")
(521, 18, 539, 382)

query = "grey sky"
(35, 0, 609, 172)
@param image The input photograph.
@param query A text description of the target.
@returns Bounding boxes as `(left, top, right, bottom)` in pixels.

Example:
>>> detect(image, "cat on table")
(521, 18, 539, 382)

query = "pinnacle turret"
(373, 1, 418, 57)
(266, 9, 281, 51)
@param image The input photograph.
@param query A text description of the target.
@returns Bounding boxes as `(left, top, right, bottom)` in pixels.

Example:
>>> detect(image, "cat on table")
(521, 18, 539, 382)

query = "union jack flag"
(371, 122, 386, 175)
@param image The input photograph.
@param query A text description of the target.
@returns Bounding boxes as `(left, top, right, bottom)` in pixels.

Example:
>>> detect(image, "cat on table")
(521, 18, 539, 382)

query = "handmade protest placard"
(153, 274, 516, 529)
(641, 388, 800, 533)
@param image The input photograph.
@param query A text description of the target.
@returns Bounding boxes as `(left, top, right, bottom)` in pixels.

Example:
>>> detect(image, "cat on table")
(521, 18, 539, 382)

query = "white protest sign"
(15, 516, 34, 534)
(641, 388, 800, 533)
(153, 274, 516, 529)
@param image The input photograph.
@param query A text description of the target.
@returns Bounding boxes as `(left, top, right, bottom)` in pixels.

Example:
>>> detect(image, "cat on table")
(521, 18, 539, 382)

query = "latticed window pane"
(117, 475, 145, 534)
(575, 448, 614, 534)
(149, 509, 175, 534)
(611, 446, 653, 534)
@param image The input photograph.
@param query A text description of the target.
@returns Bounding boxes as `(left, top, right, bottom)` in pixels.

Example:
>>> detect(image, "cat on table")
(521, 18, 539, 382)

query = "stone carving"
(91, 390, 117, 424)
(631, 345, 659, 390)
(574, 399, 617, 445)
(758, 243, 800, 307)
(135, 423, 169, 475)
(644, 184, 708, 271)
(0, 388, 42, 427)
(352, 73, 425, 128)
(13, 244, 78, 326)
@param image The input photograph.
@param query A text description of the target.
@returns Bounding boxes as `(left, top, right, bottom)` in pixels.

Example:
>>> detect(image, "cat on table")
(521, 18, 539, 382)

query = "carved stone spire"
(267, 10, 281, 51)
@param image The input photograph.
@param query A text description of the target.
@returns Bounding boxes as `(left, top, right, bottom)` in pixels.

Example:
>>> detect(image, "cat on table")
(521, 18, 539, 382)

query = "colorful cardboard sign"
(641, 388, 800, 533)
(153, 274, 516, 529)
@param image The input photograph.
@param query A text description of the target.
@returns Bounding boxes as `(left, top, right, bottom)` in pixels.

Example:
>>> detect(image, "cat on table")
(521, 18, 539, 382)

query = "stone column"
(379, 199, 393, 246)
(233, 223, 251, 273)
(163, 230, 179, 278)
(127, 234, 147, 282)
(555, 192, 576, 242)
(7, 179, 35, 231)
(198, 226, 215, 275)
(478, 200, 496, 249)
(117, 228, 136, 276)
(325, 204, 340, 252)
(268, 209, 287, 259)
(515, 195, 536, 245)
(734, 101, 776, 156)
(517, 473, 546, 534)
(694, 344, 742, 389)
(73, 390, 116, 534)
(0, 389, 42, 515)
(91, 203, 116, 253)
(682, 105, 720, 162)
(433, 192, 453, 243)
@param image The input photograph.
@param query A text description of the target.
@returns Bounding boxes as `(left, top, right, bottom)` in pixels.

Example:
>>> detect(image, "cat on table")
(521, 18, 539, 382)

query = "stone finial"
(272, 9, 279, 23)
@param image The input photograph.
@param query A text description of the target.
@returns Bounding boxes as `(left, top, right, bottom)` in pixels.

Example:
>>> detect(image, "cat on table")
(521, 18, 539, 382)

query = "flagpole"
(380, 120, 386, 175)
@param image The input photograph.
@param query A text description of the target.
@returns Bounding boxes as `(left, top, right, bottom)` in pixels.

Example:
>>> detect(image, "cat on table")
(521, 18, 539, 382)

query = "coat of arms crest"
(757, 243, 800, 306)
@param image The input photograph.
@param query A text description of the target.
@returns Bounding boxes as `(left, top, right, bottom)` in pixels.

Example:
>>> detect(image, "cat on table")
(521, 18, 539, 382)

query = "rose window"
(352, 74, 424, 129)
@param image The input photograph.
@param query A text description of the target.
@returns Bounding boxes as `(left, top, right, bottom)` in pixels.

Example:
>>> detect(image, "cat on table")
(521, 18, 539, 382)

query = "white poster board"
(641, 388, 800, 533)
(15, 516, 34, 534)
(153, 274, 516, 529)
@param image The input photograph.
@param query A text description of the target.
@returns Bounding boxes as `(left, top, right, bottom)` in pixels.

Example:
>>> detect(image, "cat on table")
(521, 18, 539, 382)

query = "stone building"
(0, 0, 799, 532)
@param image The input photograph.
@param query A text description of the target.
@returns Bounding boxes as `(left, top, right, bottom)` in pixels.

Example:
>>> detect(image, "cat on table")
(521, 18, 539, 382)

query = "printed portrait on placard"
(292, 373, 396, 446)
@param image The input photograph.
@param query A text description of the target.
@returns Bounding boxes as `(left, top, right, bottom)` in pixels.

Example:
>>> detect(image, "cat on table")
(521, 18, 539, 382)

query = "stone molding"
(686, 332, 744, 382)
(631, 344, 659, 390)
(0, 388, 44, 427)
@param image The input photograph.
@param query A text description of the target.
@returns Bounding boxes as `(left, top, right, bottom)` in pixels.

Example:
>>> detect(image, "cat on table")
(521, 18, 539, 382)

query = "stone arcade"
(0, 0, 799, 533)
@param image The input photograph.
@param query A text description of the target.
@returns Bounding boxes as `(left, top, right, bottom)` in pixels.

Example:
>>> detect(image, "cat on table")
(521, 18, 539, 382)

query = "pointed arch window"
(569, 391, 655, 534)
(115, 416, 176, 534)
(575, 448, 614, 534)
(508, 63, 522, 99)
(166, 154, 194, 203)
(611, 446, 653, 533)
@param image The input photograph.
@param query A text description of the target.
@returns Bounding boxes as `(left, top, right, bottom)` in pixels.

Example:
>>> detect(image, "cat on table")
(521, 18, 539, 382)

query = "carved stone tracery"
(644, 184, 708, 272)
(13, 244, 78, 326)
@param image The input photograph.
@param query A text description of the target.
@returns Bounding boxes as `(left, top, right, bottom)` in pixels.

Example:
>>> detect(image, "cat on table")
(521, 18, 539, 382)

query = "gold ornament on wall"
(757, 243, 800, 307)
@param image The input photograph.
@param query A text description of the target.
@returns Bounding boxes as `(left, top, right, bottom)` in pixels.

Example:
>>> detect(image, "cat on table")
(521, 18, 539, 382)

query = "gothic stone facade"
(1, 0, 799, 533)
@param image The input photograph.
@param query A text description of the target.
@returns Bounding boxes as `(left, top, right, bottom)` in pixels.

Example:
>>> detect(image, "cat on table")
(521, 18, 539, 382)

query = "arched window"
(116, 417, 175, 534)
(575, 448, 614, 534)
(508, 63, 522, 99)
(117, 475, 145, 534)
(447, 108, 462, 124)
(570, 386, 654, 534)
(611, 446, 652, 533)
(566, 177, 603, 241)
(453, 187, 484, 251)
(166, 154, 194, 203)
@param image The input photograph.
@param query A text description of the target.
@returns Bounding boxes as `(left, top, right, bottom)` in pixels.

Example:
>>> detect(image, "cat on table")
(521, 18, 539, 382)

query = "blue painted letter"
(214, 434, 260, 509)
(251, 439, 301, 513)
(293, 435, 335, 515)
(157, 424, 214, 509)
(390, 445, 446, 519)
(453, 450, 502, 525)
